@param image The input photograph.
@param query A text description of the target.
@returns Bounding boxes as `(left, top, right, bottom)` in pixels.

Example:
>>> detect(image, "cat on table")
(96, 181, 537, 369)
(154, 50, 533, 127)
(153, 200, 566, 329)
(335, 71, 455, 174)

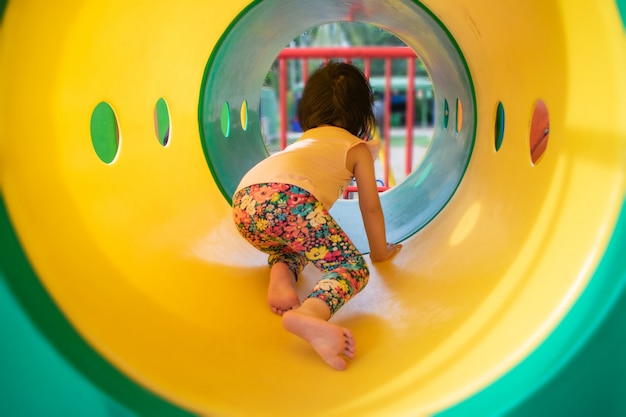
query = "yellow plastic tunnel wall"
(1, 1, 625, 416)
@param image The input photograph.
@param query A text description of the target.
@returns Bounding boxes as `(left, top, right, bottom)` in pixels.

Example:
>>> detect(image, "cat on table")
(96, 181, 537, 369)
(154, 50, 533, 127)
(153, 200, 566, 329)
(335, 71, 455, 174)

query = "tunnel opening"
(199, 0, 476, 252)
(259, 21, 435, 191)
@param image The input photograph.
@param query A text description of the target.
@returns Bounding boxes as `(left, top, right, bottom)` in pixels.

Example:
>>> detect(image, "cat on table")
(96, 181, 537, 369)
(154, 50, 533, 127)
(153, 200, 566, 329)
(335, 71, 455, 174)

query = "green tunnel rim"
(0, 0, 7, 25)
(436, 197, 626, 416)
(0, 196, 195, 417)
(618, 0, 626, 27)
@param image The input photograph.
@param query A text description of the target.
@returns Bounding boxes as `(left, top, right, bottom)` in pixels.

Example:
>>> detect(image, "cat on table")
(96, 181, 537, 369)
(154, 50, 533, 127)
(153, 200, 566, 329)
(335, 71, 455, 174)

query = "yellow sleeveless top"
(236, 126, 365, 210)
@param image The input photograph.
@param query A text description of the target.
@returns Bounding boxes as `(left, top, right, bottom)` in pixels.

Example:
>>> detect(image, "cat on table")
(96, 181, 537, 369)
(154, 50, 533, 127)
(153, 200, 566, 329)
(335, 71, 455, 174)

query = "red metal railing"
(276, 46, 419, 192)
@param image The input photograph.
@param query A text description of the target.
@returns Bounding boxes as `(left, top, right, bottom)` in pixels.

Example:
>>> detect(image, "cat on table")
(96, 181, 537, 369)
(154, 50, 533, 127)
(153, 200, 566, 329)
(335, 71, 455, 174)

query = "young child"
(232, 62, 401, 370)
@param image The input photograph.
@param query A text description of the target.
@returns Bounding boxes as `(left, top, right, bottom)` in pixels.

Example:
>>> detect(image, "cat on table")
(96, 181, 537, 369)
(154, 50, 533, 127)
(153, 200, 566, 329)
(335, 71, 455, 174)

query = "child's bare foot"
(282, 308, 356, 370)
(268, 263, 300, 315)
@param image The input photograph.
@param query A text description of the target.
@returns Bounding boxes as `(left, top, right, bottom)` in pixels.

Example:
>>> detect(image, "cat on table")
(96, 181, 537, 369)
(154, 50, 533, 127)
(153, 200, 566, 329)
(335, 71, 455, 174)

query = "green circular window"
(495, 102, 505, 151)
(221, 102, 231, 138)
(90, 101, 120, 164)
(154, 97, 171, 146)
(199, 0, 475, 251)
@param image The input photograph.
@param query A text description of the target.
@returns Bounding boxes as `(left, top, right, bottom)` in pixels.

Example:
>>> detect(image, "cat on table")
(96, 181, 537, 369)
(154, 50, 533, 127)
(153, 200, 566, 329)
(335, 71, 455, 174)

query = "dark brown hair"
(296, 61, 375, 139)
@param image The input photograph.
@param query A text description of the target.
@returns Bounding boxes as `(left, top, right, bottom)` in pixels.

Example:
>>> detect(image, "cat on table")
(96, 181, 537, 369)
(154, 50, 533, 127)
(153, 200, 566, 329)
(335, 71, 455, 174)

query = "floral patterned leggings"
(232, 183, 369, 316)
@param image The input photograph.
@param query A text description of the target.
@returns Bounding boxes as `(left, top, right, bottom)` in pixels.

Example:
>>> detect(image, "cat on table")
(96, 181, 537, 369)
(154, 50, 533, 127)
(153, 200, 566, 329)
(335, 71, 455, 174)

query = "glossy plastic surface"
(0, 1, 624, 416)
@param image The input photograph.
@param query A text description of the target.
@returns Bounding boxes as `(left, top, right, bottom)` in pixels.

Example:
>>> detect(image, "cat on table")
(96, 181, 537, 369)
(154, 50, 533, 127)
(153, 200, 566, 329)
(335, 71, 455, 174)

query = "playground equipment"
(1, 0, 625, 416)
(275, 45, 430, 187)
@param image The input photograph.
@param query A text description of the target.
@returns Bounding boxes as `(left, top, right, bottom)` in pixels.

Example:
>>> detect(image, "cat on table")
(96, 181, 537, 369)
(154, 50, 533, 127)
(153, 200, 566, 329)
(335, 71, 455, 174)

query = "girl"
(232, 62, 401, 370)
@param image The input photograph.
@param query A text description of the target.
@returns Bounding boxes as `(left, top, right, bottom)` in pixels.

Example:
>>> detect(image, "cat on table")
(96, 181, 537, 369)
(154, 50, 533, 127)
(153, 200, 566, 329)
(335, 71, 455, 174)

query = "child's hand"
(370, 243, 402, 263)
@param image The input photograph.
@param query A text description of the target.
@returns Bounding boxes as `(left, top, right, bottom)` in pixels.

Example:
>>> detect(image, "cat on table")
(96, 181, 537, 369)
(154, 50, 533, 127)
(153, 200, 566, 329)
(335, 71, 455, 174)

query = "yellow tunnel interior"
(1, 0, 625, 416)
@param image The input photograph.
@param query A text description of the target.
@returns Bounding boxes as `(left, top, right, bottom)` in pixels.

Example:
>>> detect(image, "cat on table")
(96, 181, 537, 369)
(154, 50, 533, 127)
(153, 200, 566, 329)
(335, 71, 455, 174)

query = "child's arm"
(365, 135, 381, 161)
(348, 143, 402, 262)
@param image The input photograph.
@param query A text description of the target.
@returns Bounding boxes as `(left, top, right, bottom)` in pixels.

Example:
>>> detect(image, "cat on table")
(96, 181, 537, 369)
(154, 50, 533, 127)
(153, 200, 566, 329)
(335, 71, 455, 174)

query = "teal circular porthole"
(443, 99, 450, 130)
(220, 102, 231, 138)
